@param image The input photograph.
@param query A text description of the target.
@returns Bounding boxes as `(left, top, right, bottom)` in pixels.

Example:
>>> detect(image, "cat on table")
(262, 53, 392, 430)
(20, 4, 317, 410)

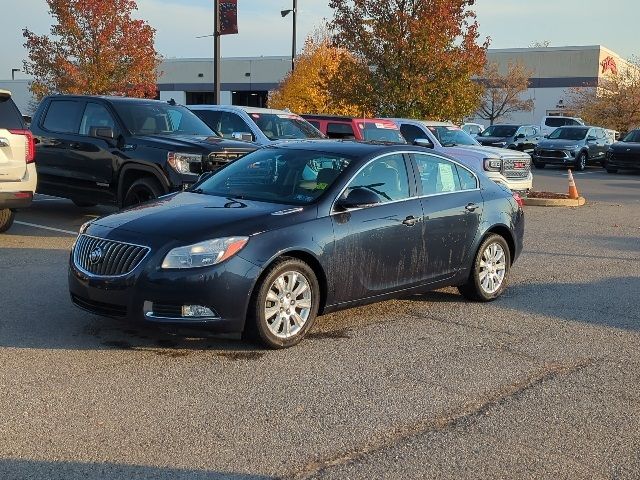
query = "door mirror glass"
(90, 126, 115, 139)
(336, 187, 381, 210)
(516, 133, 525, 139)
(232, 131, 254, 142)
(413, 138, 434, 149)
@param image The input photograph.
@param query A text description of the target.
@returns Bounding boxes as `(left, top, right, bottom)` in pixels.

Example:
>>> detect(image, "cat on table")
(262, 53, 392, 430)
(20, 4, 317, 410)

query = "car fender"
(117, 162, 170, 204)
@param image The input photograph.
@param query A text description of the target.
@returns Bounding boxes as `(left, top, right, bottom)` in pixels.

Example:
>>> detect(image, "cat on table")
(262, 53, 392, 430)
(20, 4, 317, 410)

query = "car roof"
(188, 104, 299, 116)
(556, 125, 591, 129)
(387, 118, 455, 127)
(261, 139, 423, 156)
(45, 94, 175, 105)
(302, 114, 395, 124)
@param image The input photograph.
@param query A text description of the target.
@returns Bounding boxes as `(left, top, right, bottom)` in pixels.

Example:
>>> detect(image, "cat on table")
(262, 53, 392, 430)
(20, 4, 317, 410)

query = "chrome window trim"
(72, 234, 151, 279)
(330, 150, 480, 214)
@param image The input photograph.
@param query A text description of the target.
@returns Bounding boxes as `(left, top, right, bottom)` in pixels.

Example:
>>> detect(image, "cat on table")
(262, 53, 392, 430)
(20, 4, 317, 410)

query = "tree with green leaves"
(328, 0, 489, 121)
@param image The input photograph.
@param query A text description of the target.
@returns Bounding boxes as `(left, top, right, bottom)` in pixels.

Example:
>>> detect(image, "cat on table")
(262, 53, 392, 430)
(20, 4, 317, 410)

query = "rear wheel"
(576, 151, 588, 171)
(0, 208, 16, 233)
(122, 177, 163, 208)
(246, 257, 320, 349)
(458, 234, 511, 302)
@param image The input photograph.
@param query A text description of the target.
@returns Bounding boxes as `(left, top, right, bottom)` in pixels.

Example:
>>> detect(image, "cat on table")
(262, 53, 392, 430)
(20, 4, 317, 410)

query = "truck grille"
(502, 156, 531, 179)
(73, 235, 149, 277)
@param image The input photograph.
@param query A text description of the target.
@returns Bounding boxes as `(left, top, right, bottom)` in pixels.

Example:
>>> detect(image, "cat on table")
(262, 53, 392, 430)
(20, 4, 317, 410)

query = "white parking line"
(14, 221, 77, 236)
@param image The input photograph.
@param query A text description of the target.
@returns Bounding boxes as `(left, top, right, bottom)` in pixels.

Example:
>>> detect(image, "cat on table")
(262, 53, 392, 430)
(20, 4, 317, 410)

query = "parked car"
(475, 124, 541, 153)
(0, 89, 36, 233)
(301, 115, 406, 143)
(189, 105, 323, 145)
(31, 95, 257, 208)
(389, 119, 533, 192)
(532, 126, 612, 171)
(604, 129, 640, 173)
(69, 141, 524, 348)
(461, 123, 485, 136)
(540, 115, 585, 137)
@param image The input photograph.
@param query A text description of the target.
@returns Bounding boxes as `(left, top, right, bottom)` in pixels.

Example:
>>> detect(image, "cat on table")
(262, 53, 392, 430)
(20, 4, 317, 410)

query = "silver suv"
(0, 90, 36, 232)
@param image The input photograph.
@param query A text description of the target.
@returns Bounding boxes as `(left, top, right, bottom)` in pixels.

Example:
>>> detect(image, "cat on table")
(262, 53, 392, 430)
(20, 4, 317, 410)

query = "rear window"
(43, 100, 84, 134)
(0, 96, 25, 129)
(359, 122, 406, 143)
(251, 113, 323, 140)
(326, 122, 356, 139)
(545, 117, 567, 128)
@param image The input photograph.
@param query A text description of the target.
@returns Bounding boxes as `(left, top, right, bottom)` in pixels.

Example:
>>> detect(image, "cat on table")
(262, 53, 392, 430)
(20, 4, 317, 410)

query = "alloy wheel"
(479, 242, 507, 295)
(264, 271, 312, 339)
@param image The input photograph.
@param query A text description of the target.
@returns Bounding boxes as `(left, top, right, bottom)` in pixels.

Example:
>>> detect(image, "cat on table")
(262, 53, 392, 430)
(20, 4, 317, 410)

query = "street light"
(281, 0, 297, 72)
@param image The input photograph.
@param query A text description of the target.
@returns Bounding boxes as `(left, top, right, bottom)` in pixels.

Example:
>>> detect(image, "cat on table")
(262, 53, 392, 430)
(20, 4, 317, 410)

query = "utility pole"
(213, 0, 221, 104)
(292, 0, 297, 72)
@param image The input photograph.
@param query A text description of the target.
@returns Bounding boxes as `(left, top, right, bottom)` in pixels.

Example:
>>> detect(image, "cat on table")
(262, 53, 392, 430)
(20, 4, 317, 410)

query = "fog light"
(181, 305, 215, 317)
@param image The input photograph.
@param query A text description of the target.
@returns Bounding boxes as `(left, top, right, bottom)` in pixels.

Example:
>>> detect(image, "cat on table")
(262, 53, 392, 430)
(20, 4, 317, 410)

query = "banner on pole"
(219, 0, 238, 35)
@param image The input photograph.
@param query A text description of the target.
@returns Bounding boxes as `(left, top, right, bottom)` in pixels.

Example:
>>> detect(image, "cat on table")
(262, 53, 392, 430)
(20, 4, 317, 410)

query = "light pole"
(11, 69, 20, 80)
(281, 0, 297, 72)
(213, 0, 221, 104)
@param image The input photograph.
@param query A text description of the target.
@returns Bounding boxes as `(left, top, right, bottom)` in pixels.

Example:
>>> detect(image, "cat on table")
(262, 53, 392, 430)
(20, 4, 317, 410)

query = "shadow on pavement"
(0, 459, 272, 480)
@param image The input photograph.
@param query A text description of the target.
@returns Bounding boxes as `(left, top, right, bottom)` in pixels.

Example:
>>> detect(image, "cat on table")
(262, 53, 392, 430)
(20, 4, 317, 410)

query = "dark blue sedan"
(69, 141, 524, 348)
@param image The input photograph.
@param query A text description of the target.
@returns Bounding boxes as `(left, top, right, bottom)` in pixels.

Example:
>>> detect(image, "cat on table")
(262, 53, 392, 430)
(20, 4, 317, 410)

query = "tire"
(122, 177, 163, 208)
(246, 257, 320, 349)
(576, 151, 588, 171)
(0, 208, 16, 233)
(533, 161, 545, 169)
(72, 200, 97, 208)
(458, 234, 511, 302)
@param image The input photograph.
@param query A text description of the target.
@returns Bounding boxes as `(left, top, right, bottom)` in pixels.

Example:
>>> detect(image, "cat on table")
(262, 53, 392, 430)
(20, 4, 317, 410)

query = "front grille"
(204, 148, 255, 171)
(73, 235, 149, 277)
(502, 156, 531, 179)
(71, 294, 128, 317)
(538, 149, 567, 158)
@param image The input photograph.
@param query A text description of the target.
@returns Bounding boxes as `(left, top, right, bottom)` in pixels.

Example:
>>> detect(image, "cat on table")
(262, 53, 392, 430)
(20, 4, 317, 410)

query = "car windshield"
(479, 125, 519, 137)
(548, 127, 589, 140)
(250, 113, 323, 140)
(622, 130, 640, 142)
(113, 102, 216, 136)
(193, 148, 352, 205)
(427, 126, 478, 146)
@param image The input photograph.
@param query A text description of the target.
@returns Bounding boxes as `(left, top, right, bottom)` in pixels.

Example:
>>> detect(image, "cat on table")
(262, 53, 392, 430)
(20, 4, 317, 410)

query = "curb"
(522, 196, 586, 207)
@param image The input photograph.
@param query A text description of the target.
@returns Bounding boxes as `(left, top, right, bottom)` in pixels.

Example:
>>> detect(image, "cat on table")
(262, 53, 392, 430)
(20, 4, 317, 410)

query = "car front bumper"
(68, 239, 262, 333)
(532, 152, 576, 165)
(486, 171, 533, 192)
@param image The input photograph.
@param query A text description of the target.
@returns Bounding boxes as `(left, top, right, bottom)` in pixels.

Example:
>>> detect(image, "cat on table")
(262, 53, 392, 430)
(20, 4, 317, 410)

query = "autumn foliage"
(477, 61, 534, 125)
(269, 32, 368, 116)
(329, 0, 489, 121)
(23, 0, 160, 99)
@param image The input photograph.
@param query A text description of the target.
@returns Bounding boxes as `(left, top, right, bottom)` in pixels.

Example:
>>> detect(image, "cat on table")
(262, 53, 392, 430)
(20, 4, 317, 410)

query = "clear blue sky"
(1, 0, 637, 79)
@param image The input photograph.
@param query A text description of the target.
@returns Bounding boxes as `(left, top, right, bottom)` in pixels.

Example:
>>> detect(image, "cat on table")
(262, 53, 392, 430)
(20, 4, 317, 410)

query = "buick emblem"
(89, 247, 104, 265)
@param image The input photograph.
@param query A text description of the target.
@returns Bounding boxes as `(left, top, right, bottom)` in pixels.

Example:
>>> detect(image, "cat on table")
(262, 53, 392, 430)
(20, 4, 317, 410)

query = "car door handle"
(465, 203, 479, 212)
(402, 215, 419, 227)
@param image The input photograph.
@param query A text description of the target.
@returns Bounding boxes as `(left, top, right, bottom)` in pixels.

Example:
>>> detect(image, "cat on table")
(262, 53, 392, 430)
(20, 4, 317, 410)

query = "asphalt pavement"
(0, 166, 639, 479)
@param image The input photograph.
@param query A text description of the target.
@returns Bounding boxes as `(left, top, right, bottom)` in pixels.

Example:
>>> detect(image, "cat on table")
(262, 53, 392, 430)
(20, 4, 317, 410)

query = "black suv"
(31, 95, 257, 207)
(476, 124, 541, 153)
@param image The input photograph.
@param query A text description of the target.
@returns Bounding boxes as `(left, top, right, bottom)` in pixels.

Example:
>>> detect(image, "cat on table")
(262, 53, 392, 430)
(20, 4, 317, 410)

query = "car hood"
(133, 134, 258, 152)
(476, 136, 510, 144)
(610, 142, 640, 152)
(446, 144, 529, 159)
(536, 139, 584, 149)
(89, 192, 315, 242)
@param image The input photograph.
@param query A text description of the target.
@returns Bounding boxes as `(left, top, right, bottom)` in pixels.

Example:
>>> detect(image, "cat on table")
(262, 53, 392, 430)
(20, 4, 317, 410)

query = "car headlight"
(167, 152, 203, 174)
(483, 158, 502, 172)
(161, 237, 249, 269)
(79, 220, 92, 234)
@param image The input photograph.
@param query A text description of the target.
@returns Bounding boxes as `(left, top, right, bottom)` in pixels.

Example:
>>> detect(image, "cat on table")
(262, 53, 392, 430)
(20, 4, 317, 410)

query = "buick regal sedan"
(69, 141, 524, 348)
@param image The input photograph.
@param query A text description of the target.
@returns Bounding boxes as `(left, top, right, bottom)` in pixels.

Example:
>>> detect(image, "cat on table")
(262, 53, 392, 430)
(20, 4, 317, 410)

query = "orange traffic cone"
(568, 169, 579, 199)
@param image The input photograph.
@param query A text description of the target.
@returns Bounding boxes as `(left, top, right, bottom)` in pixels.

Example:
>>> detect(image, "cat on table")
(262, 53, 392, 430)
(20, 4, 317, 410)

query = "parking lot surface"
(1, 168, 639, 479)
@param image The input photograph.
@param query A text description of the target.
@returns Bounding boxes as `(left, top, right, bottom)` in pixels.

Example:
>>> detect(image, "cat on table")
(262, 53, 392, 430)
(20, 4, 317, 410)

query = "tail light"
(9, 129, 35, 163)
(512, 191, 524, 208)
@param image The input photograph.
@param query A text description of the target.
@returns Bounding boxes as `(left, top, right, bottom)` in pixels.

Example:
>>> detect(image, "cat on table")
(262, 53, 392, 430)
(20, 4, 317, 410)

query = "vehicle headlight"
(161, 237, 249, 269)
(167, 152, 203, 174)
(79, 220, 92, 234)
(483, 158, 502, 172)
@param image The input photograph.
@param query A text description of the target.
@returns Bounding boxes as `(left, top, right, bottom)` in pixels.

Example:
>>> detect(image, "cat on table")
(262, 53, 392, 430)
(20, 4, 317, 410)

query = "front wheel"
(458, 234, 511, 302)
(0, 208, 15, 233)
(122, 177, 163, 208)
(576, 152, 588, 171)
(247, 258, 320, 349)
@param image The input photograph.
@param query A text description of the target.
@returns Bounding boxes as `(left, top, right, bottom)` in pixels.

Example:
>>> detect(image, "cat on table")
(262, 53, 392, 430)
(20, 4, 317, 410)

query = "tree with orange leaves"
(329, 0, 489, 121)
(23, 0, 160, 100)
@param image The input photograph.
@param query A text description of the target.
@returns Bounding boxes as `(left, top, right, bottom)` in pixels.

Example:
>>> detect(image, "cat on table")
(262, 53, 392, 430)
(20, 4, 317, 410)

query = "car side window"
(219, 112, 251, 137)
(456, 165, 478, 190)
(596, 129, 606, 139)
(79, 103, 116, 136)
(42, 100, 84, 134)
(192, 110, 222, 133)
(414, 153, 464, 195)
(344, 154, 410, 203)
(326, 122, 356, 139)
(400, 124, 426, 144)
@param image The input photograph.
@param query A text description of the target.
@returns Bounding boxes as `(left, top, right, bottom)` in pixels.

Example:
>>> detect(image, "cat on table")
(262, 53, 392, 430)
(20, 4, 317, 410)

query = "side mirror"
(516, 133, 525, 139)
(413, 138, 434, 149)
(336, 187, 381, 210)
(232, 131, 254, 142)
(587, 136, 596, 142)
(90, 126, 115, 140)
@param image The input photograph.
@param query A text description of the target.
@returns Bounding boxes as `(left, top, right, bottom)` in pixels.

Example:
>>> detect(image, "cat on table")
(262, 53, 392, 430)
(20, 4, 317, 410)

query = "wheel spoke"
(296, 298, 312, 309)
(270, 316, 283, 334)
(275, 276, 286, 294)
(282, 316, 291, 336)
(264, 305, 279, 320)
(292, 312, 305, 327)
(293, 282, 309, 297)
(286, 273, 297, 293)
(266, 290, 279, 303)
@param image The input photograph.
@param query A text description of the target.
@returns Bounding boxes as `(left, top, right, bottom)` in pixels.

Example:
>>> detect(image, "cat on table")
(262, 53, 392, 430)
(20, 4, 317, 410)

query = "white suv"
(0, 89, 36, 232)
